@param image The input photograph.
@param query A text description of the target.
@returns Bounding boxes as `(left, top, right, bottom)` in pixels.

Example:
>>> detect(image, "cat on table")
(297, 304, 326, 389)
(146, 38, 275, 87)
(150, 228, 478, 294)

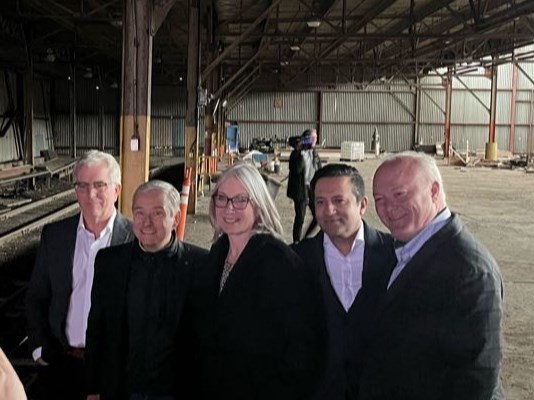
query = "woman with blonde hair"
(187, 162, 325, 400)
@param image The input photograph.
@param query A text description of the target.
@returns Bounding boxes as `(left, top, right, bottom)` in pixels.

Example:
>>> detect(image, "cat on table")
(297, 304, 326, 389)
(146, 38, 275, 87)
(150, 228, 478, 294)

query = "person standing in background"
(287, 129, 322, 243)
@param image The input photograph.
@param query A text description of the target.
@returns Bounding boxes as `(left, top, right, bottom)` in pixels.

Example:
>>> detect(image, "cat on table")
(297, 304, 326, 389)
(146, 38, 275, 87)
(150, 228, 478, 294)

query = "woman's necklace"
(219, 259, 235, 293)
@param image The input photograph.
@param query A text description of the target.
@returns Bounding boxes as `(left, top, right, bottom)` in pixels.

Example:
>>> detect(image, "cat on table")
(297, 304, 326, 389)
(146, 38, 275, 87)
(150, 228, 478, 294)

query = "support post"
(24, 48, 35, 166)
(185, 0, 200, 213)
(486, 60, 498, 160)
(444, 71, 452, 158)
(509, 62, 518, 153)
(119, 0, 153, 217)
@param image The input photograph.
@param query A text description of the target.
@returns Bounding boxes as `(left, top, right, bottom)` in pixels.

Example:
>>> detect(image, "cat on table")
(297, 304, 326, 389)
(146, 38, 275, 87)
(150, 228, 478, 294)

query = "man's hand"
(0, 347, 27, 400)
(87, 395, 100, 400)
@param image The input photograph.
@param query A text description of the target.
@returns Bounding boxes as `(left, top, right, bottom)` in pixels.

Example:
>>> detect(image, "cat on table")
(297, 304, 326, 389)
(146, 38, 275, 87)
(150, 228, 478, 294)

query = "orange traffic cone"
(176, 167, 191, 240)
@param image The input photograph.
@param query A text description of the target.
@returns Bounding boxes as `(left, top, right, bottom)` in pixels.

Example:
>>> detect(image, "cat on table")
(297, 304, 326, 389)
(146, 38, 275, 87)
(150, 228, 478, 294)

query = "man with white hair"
(85, 180, 207, 400)
(359, 151, 504, 400)
(26, 150, 133, 400)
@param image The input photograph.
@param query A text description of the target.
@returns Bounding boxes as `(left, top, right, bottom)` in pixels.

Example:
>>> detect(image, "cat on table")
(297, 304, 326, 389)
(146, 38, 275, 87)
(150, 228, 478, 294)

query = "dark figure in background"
(360, 151, 504, 400)
(85, 180, 207, 400)
(25, 150, 133, 400)
(287, 129, 322, 243)
(293, 164, 396, 400)
(187, 162, 325, 400)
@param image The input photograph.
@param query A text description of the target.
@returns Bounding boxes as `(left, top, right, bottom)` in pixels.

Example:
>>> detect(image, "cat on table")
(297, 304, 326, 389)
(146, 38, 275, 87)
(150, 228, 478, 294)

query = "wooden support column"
(119, 0, 153, 217)
(185, 0, 200, 213)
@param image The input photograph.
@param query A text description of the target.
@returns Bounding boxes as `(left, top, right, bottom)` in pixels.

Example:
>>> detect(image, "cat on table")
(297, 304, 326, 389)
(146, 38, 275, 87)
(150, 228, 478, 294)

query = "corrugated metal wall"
(0, 72, 19, 163)
(53, 82, 189, 157)
(230, 49, 534, 154)
(227, 91, 317, 149)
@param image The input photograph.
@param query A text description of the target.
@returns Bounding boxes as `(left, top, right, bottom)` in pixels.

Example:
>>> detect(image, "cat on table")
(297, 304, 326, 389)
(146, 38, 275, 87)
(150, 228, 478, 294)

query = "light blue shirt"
(387, 208, 452, 289)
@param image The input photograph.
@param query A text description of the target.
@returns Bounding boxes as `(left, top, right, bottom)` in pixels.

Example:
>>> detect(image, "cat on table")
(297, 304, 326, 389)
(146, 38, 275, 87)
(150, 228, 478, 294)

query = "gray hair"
(73, 150, 121, 185)
(209, 162, 284, 242)
(133, 180, 181, 217)
(378, 151, 446, 202)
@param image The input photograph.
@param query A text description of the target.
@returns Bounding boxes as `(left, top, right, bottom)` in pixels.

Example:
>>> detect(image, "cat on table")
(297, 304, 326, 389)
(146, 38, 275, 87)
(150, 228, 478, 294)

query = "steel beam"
(202, 0, 281, 81)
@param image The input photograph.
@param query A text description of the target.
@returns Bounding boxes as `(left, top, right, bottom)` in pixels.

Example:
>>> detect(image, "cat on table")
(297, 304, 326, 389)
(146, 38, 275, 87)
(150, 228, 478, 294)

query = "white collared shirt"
(323, 225, 366, 311)
(65, 210, 117, 347)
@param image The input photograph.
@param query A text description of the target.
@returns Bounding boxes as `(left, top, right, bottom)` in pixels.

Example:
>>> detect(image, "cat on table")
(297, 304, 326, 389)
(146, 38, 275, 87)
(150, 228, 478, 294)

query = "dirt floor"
(184, 156, 534, 400)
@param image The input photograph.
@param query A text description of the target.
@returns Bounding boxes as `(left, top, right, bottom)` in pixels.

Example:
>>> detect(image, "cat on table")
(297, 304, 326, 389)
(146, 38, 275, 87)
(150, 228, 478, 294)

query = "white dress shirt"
(65, 211, 116, 347)
(323, 225, 366, 312)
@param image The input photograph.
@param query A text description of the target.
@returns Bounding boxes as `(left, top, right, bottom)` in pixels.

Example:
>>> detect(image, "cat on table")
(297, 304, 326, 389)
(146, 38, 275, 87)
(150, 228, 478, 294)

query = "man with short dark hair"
(85, 180, 207, 400)
(294, 163, 396, 400)
(26, 150, 133, 400)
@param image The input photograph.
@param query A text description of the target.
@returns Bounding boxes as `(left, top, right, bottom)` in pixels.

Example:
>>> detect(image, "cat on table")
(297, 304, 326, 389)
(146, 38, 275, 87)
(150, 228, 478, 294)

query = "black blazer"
(358, 213, 504, 400)
(25, 212, 133, 362)
(85, 239, 208, 400)
(293, 222, 396, 400)
(287, 149, 306, 201)
(186, 233, 326, 400)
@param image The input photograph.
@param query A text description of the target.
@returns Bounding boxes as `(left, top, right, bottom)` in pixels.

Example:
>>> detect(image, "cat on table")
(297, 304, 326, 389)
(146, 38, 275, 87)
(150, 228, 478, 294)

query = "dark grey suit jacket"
(358, 213, 504, 400)
(25, 212, 133, 362)
(293, 222, 396, 400)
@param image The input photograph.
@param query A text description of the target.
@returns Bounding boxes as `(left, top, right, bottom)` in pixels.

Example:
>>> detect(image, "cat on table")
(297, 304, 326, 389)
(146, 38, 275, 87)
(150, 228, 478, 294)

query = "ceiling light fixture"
(307, 19, 321, 28)
(290, 45, 301, 52)
(280, 60, 289, 66)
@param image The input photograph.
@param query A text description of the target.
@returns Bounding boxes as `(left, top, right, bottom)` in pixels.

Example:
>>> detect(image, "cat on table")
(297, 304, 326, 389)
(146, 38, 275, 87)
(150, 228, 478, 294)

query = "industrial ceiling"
(1, 0, 534, 94)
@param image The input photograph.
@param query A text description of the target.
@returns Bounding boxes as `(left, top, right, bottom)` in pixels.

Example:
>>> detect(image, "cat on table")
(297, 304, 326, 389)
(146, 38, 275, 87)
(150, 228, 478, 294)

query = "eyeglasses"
(213, 194, 250, 210)
(74, 181, 110, 192)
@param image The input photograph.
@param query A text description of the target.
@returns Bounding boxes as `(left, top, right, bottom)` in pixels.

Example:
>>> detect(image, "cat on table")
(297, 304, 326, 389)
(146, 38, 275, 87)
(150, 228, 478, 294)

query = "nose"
(323, 201, 336, 215)
(141, 215, 153, 227)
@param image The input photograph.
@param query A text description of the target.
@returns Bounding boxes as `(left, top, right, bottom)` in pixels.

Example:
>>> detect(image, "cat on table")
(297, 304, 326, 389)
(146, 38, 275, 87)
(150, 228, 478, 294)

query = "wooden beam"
(119, 0, 153, 218)
(185, 0, 200, 213)
(151, 0, 177, 35)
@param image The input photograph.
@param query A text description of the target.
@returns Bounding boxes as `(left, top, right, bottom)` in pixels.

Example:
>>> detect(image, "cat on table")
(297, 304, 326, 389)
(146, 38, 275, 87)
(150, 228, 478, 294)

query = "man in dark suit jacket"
(293, 163, 396, 400)
(25, 150, 133, 400)
(85, 180, 207, 400)
(364, 151, 504, 400)
(287, 129, 322, 243)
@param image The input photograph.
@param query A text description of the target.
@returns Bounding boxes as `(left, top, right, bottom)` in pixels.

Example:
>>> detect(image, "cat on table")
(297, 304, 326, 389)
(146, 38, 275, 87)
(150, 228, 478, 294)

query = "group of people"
(10, 145, 503, 400)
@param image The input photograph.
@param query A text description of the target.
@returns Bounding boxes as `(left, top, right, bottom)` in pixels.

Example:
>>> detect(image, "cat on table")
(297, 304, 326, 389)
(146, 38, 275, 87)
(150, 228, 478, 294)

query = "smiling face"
(213, 177, 256, 240)
(75, 163, 120, 226)
(373, 158, 441, 242)
(314, 176, 367, 251)
(132, 189, 180, 252)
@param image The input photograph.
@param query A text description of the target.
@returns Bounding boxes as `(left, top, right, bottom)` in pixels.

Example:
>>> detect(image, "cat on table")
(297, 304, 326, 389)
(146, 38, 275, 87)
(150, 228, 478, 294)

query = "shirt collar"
(77, 209, 117, 238)
(395, 207, 451, 262)
(323, 222, 365, 256)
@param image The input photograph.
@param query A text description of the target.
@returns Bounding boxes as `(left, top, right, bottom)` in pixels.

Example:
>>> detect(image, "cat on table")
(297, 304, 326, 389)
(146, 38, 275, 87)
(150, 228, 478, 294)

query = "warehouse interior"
(1, 1, 534, 398)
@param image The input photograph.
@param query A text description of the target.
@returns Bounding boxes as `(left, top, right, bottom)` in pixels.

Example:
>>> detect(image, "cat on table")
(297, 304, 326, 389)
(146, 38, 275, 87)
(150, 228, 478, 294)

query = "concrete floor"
(183, 156, 534, 400)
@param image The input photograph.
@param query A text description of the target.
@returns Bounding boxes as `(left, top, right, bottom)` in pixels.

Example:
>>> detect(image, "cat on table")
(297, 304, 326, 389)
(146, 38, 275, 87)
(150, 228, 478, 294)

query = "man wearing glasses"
(26, 150, 133, 400)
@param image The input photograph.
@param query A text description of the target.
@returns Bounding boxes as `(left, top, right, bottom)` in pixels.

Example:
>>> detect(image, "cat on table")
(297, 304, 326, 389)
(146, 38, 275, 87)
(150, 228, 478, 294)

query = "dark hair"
(310, 163, 365, 201)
